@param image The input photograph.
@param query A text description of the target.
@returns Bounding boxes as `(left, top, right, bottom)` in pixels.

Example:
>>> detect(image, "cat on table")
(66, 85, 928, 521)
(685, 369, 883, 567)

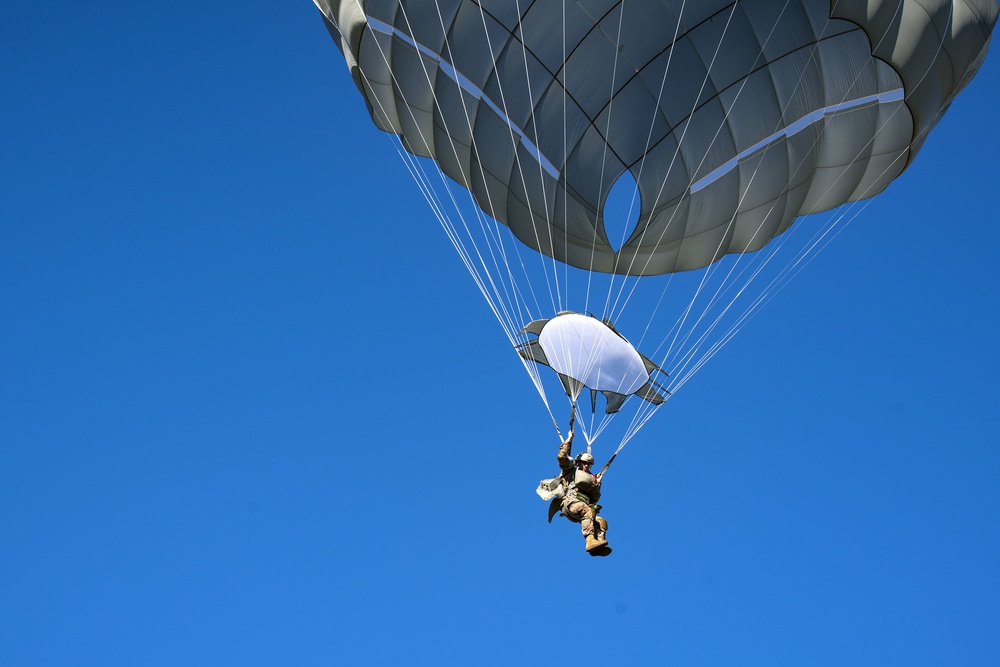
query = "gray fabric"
(519, 318, 549, 336)
(557, 373, 585, 403)
(602, 391, 628, 415)
(635, 382, 667, 406)
(317, 0, 996, 275)
(570, 468, 602, 504)
(515, 339, 549, 367)
(639, 353, 663, 376)
(547, 497, 562, 523)
(536, 476, 565, 501)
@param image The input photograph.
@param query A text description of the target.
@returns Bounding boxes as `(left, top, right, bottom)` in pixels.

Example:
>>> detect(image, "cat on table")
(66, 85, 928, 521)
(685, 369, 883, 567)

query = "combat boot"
(593, 517, 609, 542)
(585, 534, 608, 553)
(588, 543, 612, 557)
(589, 519, 612, 556)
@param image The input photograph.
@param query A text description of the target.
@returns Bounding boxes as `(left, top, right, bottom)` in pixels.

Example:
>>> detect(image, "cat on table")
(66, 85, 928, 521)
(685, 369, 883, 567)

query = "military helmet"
(575, 452, 595, 466)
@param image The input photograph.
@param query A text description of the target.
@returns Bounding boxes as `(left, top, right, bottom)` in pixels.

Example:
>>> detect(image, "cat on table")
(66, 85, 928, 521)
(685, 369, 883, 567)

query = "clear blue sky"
(3, 3, 999, 665)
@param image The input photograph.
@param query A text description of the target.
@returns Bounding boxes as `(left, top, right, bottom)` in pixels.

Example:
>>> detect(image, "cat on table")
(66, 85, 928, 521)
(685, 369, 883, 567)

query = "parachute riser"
(554, 402, 577, 444)
(565, 403, 593, 456)
(597, 453, 617, 479)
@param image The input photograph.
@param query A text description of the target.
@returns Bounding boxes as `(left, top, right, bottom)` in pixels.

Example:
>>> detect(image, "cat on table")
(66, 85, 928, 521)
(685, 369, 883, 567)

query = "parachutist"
(536, 430, 612, 557)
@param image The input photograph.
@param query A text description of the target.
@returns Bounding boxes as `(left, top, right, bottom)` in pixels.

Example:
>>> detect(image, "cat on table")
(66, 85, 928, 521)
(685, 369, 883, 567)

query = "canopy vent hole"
(604, 171, 640, 253)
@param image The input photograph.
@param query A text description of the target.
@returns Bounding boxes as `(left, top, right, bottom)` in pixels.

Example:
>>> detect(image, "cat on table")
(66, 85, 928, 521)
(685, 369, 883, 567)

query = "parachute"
(516, 312, 667, 414)
(316, 0, 997, 450)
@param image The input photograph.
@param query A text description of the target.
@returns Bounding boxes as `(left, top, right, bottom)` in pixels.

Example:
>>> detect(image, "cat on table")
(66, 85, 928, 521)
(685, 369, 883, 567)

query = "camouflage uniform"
(557, 440, 610, 553)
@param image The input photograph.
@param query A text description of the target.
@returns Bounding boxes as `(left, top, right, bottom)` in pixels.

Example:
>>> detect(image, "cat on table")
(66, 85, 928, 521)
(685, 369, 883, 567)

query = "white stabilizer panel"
(536, 314, 649, 396)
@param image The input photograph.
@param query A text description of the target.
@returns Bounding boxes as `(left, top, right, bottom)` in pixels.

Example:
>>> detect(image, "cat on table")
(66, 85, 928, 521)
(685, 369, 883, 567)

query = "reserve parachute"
(316, 0, 997, 450)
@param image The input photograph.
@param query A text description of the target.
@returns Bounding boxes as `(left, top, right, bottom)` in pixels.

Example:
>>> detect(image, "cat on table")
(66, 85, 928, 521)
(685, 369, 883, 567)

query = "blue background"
(3, 3, 998, 665)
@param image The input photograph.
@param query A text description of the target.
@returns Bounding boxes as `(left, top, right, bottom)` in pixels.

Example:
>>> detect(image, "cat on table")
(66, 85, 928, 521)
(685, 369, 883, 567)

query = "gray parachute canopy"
(316, 0, 997, 276)
(516, 312, 667, 415)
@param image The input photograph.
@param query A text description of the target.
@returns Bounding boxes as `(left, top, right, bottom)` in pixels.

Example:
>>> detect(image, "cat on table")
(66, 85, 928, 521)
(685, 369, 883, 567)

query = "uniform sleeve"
(558, 441, 573, 473)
